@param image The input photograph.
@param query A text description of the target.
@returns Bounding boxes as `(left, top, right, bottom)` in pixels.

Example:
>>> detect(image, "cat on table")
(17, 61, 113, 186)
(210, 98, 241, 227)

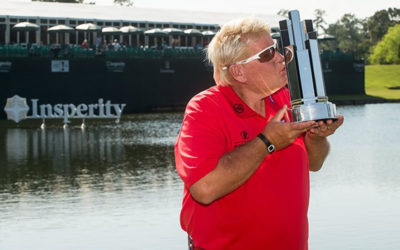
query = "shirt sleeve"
(175, 96, 227, 188)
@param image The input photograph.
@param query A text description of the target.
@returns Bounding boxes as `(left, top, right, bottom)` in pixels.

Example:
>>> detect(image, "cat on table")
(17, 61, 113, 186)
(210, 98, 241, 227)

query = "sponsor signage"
(106, 61, 125, 72)
(51, 60, 69, 72)
(4, 95, 126, 125)
(0, 61, 12, 72)
(353, 63, 365, 73)
(160, 60, 175, 74)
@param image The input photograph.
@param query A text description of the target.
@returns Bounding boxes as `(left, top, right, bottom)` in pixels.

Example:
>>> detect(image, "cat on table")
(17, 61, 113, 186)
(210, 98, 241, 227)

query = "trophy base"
(291, 102, 337, 122)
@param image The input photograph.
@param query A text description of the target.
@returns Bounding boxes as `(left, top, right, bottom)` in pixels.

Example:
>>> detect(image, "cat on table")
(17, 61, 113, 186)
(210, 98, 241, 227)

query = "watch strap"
(257, 133, 275, 153)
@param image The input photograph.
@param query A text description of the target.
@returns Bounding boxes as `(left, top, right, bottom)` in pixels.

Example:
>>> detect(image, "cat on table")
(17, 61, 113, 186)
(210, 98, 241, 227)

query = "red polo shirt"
(175, 85, 309, 250)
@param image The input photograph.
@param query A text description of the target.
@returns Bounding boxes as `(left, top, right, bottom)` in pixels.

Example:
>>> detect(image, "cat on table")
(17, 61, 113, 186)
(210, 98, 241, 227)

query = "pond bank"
(331, 95, 400, 105)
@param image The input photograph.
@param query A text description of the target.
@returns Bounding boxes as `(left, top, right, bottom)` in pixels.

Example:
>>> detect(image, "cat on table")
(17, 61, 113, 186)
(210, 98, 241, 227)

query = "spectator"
(81, 39, 89, 49)
(112, 39, 121, 51)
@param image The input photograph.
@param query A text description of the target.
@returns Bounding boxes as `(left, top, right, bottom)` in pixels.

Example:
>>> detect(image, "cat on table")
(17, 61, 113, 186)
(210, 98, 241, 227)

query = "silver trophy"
(279, 10, 336, 122)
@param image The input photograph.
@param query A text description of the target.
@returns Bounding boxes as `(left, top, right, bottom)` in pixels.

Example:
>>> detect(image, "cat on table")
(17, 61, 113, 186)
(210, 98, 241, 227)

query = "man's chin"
(269, 82, 287, 95)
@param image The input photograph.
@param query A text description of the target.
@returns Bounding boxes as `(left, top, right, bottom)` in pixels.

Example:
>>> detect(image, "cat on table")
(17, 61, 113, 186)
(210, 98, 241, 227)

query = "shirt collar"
(218, 85, 262, 118)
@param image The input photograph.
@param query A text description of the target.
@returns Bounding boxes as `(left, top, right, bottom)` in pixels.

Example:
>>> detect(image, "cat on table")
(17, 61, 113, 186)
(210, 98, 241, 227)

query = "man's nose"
(275, 51, 285, 63)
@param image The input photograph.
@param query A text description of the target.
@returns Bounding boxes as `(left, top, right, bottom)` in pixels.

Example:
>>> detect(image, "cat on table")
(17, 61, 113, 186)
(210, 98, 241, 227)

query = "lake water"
(0, 103, 399, 249)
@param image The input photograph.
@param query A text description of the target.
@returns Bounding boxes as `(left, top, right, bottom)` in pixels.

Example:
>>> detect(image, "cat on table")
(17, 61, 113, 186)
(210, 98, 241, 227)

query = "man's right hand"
(262, 105, 316, 150)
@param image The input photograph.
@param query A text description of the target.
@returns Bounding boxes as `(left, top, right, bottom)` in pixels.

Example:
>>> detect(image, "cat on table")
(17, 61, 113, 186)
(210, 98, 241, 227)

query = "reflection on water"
(309, 103, 400, 250)
(1, 115, 180, 194)
(0, 113, 187, 250)
(1, 105, 400, 249)
(5, 127, 124, 167)
(2, 117, 178, 175)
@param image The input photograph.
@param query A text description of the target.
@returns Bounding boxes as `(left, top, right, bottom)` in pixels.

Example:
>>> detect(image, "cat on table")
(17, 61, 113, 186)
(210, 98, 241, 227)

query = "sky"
(92, 0, 399, 24)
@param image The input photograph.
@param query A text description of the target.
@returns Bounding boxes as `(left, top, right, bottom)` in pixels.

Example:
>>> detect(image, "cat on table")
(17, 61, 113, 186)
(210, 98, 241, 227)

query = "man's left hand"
(307, 115, 344, 139)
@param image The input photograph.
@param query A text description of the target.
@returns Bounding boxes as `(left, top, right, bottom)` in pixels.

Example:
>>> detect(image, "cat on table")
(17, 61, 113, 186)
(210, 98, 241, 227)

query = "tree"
(114, 0, 133, 7)
(313, 9, 327, 34)
(325, 14, 370, 60)
(367, 8, 400, 44)
(277, 9, 289, 18)
(322, 8, 399, 61)
(369, 24, 400, 64)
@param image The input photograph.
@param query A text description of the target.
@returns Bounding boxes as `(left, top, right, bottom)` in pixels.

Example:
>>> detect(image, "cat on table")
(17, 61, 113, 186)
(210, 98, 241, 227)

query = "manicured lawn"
(365, 64, 400, 99)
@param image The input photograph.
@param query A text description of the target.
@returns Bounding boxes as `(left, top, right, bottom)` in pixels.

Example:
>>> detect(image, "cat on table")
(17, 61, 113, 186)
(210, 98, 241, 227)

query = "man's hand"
(307, 115, 344, 139)
(262, 105, 316, 150)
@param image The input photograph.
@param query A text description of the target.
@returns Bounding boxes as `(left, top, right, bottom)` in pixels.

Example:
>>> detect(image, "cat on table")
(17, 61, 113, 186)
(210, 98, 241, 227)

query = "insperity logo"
(3, 95, 126, 124)
(3, 95, 30, 123)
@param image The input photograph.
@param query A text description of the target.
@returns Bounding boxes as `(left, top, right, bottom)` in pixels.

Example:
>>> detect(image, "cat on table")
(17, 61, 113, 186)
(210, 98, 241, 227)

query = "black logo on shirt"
(232, 103, 244, 113)
(240, 130, 249, 140)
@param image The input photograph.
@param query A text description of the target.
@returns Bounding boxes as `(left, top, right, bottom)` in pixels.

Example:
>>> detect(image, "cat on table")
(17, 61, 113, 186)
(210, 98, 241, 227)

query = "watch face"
(267, 144, 275, 153)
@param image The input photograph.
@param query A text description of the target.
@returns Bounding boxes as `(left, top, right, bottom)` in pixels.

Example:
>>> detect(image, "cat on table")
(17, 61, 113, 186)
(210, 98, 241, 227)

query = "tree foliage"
(313, 9, 327, 34)
(369, 24, 400, 64)
(114, 0, 133, 7)
(277, 9, 289, 18)
(322, 8, 399, 62)
(324, 14, 370, 59)
(367, 8, 400, 43)
(276, 8, 328, 33)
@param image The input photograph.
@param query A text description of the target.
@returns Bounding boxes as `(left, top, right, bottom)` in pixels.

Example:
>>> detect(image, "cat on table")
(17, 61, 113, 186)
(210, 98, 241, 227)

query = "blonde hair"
(206, 16, 271, 86)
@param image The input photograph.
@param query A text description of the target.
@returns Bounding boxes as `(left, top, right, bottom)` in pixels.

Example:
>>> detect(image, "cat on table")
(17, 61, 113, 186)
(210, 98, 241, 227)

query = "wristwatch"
(257, 133, 275, 153)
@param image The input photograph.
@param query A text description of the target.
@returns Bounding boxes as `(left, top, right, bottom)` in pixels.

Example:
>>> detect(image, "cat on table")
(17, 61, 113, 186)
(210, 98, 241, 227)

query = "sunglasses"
(222, 40, 294, 70)
(222, 40, 277, 70)
(283, 46, 294, 64)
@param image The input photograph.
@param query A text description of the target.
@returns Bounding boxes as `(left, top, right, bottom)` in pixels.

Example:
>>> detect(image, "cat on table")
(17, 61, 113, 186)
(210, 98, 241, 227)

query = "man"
(175, 17, 343, 250)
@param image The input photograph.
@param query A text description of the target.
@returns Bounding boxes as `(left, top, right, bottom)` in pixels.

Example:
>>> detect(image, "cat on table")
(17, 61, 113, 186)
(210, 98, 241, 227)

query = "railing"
(0, 44, 205, 60)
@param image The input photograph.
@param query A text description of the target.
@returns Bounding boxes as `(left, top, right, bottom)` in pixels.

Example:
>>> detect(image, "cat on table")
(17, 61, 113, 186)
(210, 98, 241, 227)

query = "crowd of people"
(80, 36, 209, 53)
(82, 38, 122, 53)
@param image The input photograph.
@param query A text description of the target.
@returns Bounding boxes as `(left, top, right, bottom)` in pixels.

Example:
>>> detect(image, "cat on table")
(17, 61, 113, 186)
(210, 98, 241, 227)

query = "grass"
(365, 64, 400, 99)
(329, 64, 400, 104)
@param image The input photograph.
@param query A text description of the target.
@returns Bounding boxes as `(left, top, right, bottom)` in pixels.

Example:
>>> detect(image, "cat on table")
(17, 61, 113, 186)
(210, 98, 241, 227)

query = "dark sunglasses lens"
(258, 47, 275, 63)
(284, 48, 294, 64)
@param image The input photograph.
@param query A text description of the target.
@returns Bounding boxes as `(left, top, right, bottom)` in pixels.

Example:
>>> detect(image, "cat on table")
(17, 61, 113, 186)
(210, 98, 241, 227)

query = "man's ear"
(229, 64, 247, 83)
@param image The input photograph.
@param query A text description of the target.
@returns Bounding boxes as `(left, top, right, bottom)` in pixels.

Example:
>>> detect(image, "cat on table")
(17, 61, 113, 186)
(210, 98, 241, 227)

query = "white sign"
(0, 61, 12, 72)
(51, 60, 69, 72)
(160, 60, 175, 74)
(106, 61, 125, 72)
(4, 95, 126, 124)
